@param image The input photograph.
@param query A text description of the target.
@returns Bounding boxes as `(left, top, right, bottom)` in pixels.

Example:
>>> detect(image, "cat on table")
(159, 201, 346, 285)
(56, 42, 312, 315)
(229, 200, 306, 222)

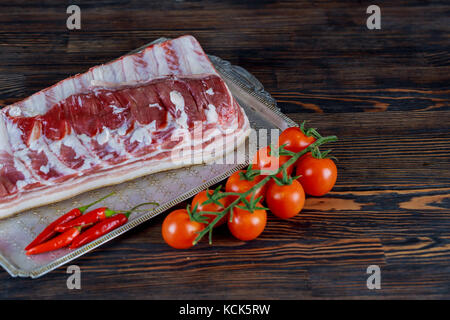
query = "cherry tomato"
(278, 127, 315, 153)
(228, 204, 267, 241)
(162, 209, 205, 249)
(192, 190, 229, 227)
(225, 170, 267, 202)
(251, 146, 294, 178)
(266, 179, 305, 219)
(296, 154, 337, 196)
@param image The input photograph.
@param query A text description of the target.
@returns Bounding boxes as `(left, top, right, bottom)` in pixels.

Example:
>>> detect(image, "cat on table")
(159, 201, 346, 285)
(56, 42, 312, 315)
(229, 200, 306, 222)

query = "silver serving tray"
(0, 38, 297, 278)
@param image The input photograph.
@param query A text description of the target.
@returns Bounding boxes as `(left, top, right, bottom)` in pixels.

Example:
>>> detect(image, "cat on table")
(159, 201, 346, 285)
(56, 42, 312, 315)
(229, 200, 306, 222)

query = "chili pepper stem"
(78, 192, 115, 213)
(117, 202, 159, 219)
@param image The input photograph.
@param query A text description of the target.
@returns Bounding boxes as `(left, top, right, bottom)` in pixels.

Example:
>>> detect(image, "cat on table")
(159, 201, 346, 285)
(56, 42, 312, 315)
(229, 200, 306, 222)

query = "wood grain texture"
(0, 0, 449, 299)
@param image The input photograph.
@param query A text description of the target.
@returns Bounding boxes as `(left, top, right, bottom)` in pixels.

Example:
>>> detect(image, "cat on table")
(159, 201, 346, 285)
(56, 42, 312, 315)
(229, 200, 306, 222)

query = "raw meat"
(0, 36, 251, 219)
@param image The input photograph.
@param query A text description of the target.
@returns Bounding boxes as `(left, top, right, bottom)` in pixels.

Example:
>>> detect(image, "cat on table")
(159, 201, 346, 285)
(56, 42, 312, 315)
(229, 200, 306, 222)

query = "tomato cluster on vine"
(162, 123, 338, 249)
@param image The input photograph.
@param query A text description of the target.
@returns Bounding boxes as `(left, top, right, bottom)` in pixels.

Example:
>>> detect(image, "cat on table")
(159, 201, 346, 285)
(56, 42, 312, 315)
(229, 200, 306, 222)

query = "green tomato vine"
(188, 124, 338, 245)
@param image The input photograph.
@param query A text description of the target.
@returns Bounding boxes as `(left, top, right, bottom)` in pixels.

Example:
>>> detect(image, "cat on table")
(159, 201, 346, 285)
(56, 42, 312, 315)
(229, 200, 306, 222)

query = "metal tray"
(0, 38, 297, 278)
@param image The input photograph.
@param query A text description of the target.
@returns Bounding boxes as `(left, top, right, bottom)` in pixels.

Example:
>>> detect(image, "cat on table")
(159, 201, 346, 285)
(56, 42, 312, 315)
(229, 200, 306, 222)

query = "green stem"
(106, 202, 159, 218)
(78, 192, 115, 213)
(192, 134, 338, 245)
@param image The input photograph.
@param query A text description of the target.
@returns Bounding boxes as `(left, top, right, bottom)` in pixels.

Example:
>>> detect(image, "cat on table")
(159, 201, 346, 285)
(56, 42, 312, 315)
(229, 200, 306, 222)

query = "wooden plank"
(0, 110, 448, 298)
(0, 1, 449, 108)
(0, 0, 449, 299)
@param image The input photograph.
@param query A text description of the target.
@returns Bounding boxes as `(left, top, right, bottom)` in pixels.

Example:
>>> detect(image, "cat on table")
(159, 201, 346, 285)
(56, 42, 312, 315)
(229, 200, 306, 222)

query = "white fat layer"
(78, 134, 92, 144)
(5, 120, 26, 150)
(170, 91, 185, 110)
(77, 96, 84, 106)
(80, 128, 127, 159)
(130, 127, 151, 145)
(170, 91, 189, 128)
(110, 104, 126, 114)
(107, 135, 127, 156)
(62, 134, 88, 159)
(0, 114, 12, 154)
(29, 137, 76, 176)
(206, 88, 214, 95)
(205, 104, 218, 123)
(8, 106, 22, 117)
(5, 121, 41, 187)
(47, 133, 100, 172)
(149, 103, 163, 110)
(130, 120, 156, 145)
(153, 45, 171, 76)
(78, 158, 100, 171)
(97, 127, 111, 145)
(170, 127, 191, 145)
(13, 158, 38, 190)
(21, 92, 48, 116)
(16, 180, 28, 190)
(14, 150, 32, 180)
(117, 122, 128, 136)
(177, 111, 189, 128)
(40, 164, 50, 174)
(90, 79, 117, 88)
(8, 121, 78, 178)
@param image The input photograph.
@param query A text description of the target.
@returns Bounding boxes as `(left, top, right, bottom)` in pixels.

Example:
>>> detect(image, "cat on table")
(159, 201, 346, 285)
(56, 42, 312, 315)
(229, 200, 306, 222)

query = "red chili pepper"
(25, 192, 115, 251)
(55, 207, 114, 232)
(70, 202, 159, 249)
(70, 214, 129, 249)
(26, 227, 82, 255)
(56, 202, 158, 232)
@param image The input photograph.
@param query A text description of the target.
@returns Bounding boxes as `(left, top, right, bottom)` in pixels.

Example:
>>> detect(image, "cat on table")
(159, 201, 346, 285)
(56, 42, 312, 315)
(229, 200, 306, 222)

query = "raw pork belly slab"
(0, 36, 251, 219)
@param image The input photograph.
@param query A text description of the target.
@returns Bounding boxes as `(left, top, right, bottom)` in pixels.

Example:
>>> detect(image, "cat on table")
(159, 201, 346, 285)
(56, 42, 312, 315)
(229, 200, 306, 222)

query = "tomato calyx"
(187, 203, 208, 224)
(277, 143, 297, 157)
(188, 186, 227, 224)
(310, 147, 338, 161)
(238, 164, 261, 181)
(269, 144, 302, 185)
(234, 193, 268, 215)
(300, 120, 322, 140)
(271, 171, 301, 187)
(200, 186, 226, 209)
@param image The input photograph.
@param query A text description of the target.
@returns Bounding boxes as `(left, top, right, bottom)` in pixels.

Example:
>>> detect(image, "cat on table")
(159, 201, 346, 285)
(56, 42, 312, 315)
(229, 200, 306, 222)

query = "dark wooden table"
(0, 1, 449, 299)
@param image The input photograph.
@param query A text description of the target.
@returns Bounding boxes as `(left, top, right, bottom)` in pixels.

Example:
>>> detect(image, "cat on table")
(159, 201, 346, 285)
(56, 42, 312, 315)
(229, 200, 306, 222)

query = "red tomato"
(225, 170, 267, 202)
(192, 190, 229, 227)
(266, 180, 305, 219)
(278, 127, 315, 153)
(228, 204, 267, 241)
(162, 209, 205, 249)
(251, 146, 294, 178)
(296, 154, 337, 196)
